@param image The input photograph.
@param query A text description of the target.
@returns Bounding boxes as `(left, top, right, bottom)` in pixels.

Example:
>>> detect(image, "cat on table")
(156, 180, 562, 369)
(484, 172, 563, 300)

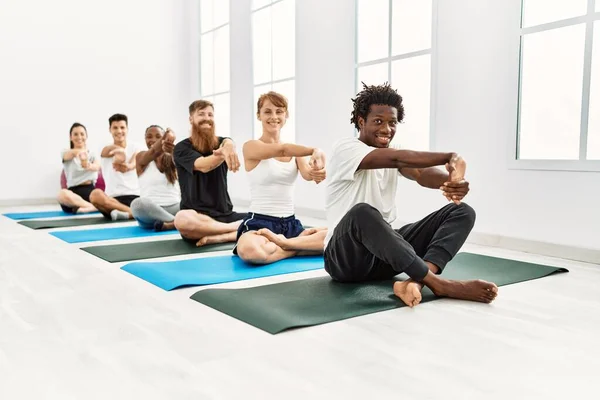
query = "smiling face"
(110, 120, 128, 144)
(70, 126, 87, 149)
(145, 126, 164, 149)
(358, 104, 398, 148)
(189, 105, 214, 132)
(258, 99, 288, 135)
(189, 103, 218, 153)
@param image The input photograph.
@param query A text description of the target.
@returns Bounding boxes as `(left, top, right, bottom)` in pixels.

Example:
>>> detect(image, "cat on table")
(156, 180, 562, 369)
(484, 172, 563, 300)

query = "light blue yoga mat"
(50, 225, 174, 243)
(121, 255, 324, 291)
(3, 210, 100, 220)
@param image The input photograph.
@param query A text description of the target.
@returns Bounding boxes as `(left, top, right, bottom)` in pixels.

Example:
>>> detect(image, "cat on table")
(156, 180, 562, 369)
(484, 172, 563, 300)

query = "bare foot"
(429, 278, 498, 303)
(77, 206, 97, 214)
(449, 156, 466, 182)
(162, 221, 175, 231)
(196, 232, 236, 247)
(393, 280, 423, 308)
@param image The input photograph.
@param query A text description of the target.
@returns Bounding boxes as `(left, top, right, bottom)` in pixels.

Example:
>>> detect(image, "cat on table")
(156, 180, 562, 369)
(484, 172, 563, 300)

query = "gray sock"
(110, 210, 130, 221)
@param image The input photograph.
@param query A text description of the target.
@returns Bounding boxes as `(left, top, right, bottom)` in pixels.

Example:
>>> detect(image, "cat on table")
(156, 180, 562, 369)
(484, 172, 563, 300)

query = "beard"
(190, 121, 218, 154)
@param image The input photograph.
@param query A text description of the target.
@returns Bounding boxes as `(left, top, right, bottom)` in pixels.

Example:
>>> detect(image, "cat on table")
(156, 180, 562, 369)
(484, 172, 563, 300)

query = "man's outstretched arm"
(358, 148, 458, 171)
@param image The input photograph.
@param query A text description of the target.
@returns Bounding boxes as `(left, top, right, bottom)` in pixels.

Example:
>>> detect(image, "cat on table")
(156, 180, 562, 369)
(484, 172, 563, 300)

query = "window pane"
(391, 0, 432, 55)
(213, 0, 229, 28)
(254, 83, 273, 138)
(213, 93, 231, 139)
(271, 0, 295, 81)
(522, 0, 587, 28)
(252, 7, 272, 84)
(200, 32, 214, 96)
(357, 62, 389, 90)
(200, 0, 214, 33)
(391, 55, 431, 151)
(271, 80, 295, 144)
(213, 26, 230, 93)
(587, 21, 600, 160)
(357, 0, 389, 63)
(518, 24, 586, 160)
(252, 0, 271, 10)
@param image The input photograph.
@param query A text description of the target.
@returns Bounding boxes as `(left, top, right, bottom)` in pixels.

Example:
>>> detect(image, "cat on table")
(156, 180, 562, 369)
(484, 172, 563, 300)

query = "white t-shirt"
(61, 149, 98, 188)
(324, 137, 401, 248)
(100, 142, 143, 197)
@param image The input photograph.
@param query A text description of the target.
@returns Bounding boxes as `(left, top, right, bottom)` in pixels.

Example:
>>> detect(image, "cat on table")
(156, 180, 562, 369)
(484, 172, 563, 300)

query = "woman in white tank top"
(130, 125, 181, 231)
(235, 91, 328, 264)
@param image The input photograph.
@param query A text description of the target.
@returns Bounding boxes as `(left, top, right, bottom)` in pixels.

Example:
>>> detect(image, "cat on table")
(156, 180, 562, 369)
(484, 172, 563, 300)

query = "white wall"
(0, 0, 194, 202)
(429, 0, 599, 251)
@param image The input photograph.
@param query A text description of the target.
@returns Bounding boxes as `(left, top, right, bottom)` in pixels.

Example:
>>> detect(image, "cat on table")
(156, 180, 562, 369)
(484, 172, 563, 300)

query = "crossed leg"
(57, 189, 96, 213)
(89, 189, 132, 219)
(236, 227, 328, 265)
(174, 210, 242, 246)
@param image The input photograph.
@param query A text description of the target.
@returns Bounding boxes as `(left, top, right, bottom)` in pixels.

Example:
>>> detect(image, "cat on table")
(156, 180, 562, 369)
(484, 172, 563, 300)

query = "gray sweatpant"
(130, 197, 180, 230)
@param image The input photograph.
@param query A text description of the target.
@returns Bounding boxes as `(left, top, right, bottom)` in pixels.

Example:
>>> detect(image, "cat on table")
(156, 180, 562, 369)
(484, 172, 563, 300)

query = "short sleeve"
(218, 136, 232, 147)
(61, 149, 69, 162)
(174, 140, 202, 175)
(330, 139, 375, 182)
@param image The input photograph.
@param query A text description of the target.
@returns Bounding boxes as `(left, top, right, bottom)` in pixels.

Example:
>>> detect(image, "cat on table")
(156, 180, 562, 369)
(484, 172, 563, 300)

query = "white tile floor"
(1, 205, 599, 399)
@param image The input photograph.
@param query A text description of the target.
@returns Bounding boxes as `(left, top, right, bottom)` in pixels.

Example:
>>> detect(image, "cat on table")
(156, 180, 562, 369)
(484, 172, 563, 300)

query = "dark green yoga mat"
(18, 217, 119, 230)
(81, 239, 235, 262)
(191, 252, 568, 334)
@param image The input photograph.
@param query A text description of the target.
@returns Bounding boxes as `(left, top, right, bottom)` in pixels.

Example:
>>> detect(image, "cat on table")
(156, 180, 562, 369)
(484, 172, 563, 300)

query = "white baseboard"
(231, 199, 599, 265)
(0, 198, 56, 207)
(465, 232, 599, 265)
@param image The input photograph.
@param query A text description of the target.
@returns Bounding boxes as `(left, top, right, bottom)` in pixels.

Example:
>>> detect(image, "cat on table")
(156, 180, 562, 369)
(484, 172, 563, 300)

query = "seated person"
(234, 91, 328, 264)
(130, 125, 180, 231)
(323, 82, 498, 308)
(173, 100, 245, 246)
(57, 122, 100, 214)
(90, 113, 143, 220)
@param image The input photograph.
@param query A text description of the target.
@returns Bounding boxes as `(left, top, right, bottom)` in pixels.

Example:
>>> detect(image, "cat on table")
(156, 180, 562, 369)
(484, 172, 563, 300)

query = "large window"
(516, 0, 600, 170)
(251, 0, 296, 143)
(200, 0, 230, 136)
(356, 0, 434, 150)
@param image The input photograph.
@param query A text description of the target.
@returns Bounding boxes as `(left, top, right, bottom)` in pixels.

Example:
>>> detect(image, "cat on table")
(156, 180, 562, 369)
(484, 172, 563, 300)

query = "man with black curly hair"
(324, 82, 498, 307)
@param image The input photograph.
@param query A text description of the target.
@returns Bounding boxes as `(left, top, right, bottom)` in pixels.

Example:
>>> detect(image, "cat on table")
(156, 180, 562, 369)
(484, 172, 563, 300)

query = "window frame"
(511, 0, 600, 172)
(199, 0, 230, 99)
(251, 0, 296, 141)
(353, 0, 438, 150)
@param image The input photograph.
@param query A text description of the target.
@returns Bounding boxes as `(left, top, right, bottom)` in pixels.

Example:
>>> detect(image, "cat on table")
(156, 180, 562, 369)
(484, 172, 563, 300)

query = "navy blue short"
(234, 212, 305, 254)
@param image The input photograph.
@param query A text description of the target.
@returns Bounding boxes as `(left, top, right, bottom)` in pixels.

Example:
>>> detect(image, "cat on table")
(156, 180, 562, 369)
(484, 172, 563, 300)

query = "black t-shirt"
(173, 137, 234, 218)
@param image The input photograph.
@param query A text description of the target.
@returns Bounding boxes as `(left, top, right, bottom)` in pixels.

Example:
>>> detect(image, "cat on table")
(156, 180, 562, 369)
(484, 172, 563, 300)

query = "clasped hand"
(309, 150, 326, 184)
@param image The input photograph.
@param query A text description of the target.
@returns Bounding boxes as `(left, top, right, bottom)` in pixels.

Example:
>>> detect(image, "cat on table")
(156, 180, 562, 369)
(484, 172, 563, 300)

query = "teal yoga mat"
(18, 217, 117, 230)
(190, 252, 569, 334)
(82, 240, 235, 262)
(3, 210, 100, 220)
(50, 225, 175, 243)
(121, 255, 324, 290)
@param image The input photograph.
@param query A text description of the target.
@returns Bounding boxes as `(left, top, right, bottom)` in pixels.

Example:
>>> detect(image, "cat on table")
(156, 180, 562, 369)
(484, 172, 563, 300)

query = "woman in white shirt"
(234, 91, 328, 264)
(57, 123, 101, 213)
(130, 125, 181, 231)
